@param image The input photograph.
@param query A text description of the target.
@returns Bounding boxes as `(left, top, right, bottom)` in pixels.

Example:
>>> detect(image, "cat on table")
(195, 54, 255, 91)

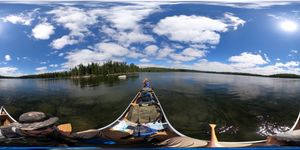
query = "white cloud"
(40, 61, 47, 64)
(140, 58, 150, 63)
(263, 53, 270, 62)
(58, 53, 64, 57)
(102, 27, 154, 47)
(32, 23, 55, 40)
(62, 41, 145, 68)
(48, 7, 97, 37)
(229, 52, 268, 67)
(62, 49, 111, 68)
(49, 64, 58, 67)
(275, 61, 299, 68)
(144, 45, 158, 55)
(4, 55, 11, 61)
(0, 67, 19, 76)
(35, 66, 48, 73)
(154, 14, 244, 46)
(96, 4, 159, 47)
(291, 50, 298, 54)
(154, 15, 227, 45)
(98, 4, 160, 31)
(138, 63, 166, 68)
(181, 48, 205, 57)
(223, 12, 246, 30)
(157, 47, 174, 59)
(171, 59, 299, 76)
(47, 4, 159, 48)
(1, 14, 33, 26)
(47, 7, 98, 49)
(127, 50, 144, 58)
(169, 53, 196, 62)
(94, 42, 129, 57)
(168, 48, 206, 62)
(50, 35, 79, 49)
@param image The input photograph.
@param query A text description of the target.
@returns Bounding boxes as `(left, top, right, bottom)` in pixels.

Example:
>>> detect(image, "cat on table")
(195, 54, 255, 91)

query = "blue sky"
(0, 1, 300, 76)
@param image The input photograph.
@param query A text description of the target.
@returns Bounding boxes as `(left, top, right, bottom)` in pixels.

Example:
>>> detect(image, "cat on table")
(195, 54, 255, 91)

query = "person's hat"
(17, 112, 58, 130)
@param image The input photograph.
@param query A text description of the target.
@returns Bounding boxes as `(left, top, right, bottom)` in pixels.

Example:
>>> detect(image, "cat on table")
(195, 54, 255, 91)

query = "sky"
(0, 1, 300, 76)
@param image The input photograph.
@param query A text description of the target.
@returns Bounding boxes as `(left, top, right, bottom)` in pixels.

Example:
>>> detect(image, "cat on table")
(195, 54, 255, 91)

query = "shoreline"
(1, 71, 300, 79)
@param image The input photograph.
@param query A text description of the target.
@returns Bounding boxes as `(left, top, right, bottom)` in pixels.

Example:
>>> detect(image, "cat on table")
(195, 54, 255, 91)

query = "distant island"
(1, 61, 300, 79)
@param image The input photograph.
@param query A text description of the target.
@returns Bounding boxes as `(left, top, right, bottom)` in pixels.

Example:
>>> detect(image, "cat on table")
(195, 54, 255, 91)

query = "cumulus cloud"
(98, 4, 160, 31)
(35, 66, 48, 73)
(170, 59, 299, 76)
(47, 7, 98, 49)
(229, 52, 268, 67)
(32, 23, 55, 40)
(48, 7, 97, 37)
(181, 48, 205, 57)
(291, 50, 298, 54)
(1, 13, 33, 26)
(169, 53, 196, 62)
(62, 42, 142, 68)
(223, 12, 246, 30)
(94, 42, 129, 57)
(63, 49, 111, 68)
(140, 58, 150, 63)
(4, 55, 11, 61)
(50, 35, 79, 49)
(168, 48, 206, 62)
(144, 45, 158, 55)
(47, 4, 158, 48)
(154, 15, 227, 45)
(49, 64, 58, 67)
(154, 14, 244, 47)
(102, 27, 154, 47)
(275, 61, 299, 68)
(157, 47, 174, 59)
(0, 67, 19, 76)
(97, 4, 159, 47)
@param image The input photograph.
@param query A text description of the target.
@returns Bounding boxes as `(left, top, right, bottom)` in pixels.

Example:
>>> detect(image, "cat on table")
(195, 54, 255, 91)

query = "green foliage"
(21, 61, 139, 78)
(3, 63, 300, 79)
(269, 73, 300, 78)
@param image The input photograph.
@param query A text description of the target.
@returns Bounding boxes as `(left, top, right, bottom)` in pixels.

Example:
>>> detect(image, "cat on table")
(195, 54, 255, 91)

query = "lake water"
(0, 72, 299, 142)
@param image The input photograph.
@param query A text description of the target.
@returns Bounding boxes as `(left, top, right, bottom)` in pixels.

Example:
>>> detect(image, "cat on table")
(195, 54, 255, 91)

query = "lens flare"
(280, 20, 298, 32)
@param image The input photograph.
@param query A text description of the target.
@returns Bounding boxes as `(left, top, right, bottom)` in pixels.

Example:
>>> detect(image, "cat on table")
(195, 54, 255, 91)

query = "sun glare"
(280, 20, 298, 32)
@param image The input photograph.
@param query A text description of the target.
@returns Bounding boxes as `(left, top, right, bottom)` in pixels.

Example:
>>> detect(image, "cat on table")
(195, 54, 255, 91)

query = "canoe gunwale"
(0, 106, 18, 123)
(97, 89, 185, 138)
(152, 92, 185, 137)
(97, 92, 140, 131)
(290, 111, 300, 131)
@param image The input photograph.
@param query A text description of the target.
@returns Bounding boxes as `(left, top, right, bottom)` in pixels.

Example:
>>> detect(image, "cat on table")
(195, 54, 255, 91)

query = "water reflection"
(0, 72, 299, 142)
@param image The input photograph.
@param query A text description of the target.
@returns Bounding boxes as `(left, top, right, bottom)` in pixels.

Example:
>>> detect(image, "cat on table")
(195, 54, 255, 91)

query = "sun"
(279, 20, 298, 32)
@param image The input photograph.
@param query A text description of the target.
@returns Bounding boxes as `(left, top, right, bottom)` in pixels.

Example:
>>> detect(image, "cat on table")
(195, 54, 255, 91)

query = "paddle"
(57, 123, 72, 133)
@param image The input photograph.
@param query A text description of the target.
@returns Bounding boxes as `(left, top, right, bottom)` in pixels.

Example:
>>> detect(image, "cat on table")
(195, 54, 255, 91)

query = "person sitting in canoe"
(143, 78, 151, 89)
(0, 111, 75, 146)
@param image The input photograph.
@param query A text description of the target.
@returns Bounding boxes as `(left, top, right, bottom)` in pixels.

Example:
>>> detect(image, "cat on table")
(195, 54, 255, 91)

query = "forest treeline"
(21, 61, 139, 78)
(2, 61, 300, 79)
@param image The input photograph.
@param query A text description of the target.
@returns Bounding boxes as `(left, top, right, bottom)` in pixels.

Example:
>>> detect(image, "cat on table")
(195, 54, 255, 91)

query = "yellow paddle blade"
(57, 123, 72, 133)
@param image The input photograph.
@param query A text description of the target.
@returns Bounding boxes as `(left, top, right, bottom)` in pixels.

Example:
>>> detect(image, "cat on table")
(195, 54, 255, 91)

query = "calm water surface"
(0, 72, 299, 141)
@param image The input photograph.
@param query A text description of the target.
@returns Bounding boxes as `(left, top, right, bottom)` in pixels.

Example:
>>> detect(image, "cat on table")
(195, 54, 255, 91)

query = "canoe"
(157, 123, 266, 148)
(75, 87, 184, 146)
(99, 87, 184, 143)
(266, 111, 300, 146)
(290, 112, 300, 131)
(0, 106, 18, 126)
(118, 75, 126, 79)
(75, 87, 266, 147)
